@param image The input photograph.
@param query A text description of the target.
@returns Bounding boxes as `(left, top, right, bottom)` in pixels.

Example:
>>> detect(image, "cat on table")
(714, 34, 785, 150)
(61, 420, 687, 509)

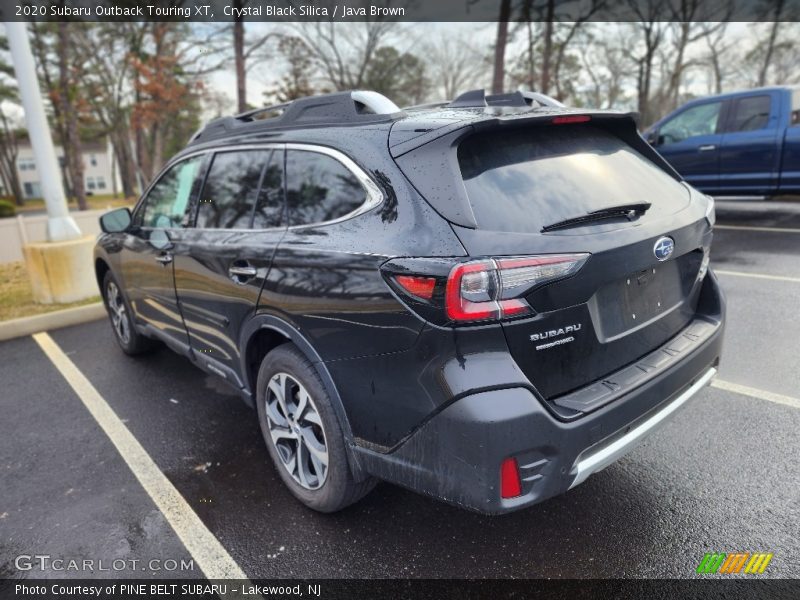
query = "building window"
(86, 177, 96, 191)
(23, 182, 41, 198)
(96, 176, 107, 190)
(18, 159, 35, 171)
(90, 154, 97, 167)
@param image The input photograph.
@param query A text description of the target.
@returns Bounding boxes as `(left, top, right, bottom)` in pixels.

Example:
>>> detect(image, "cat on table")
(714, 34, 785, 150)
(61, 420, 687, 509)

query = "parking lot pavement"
(2, 198, 799, 580)
(0, 337, 194, 579)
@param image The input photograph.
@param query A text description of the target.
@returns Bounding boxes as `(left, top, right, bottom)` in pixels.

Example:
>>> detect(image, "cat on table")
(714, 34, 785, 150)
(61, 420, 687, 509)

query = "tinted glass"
(458, 125, 689, 234)
(792, 90, 800, 126)
(252, 151, 285, 229)
(141, 156, 203, 228)
(286, 151, 365, 226)
(727, 95, 771, 132)
(196, 150, 271, 229)
(660, 102, 722, 144)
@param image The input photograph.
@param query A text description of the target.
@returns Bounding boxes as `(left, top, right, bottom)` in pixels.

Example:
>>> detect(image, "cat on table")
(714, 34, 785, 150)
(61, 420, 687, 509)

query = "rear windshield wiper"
(541, 202, 652, 233)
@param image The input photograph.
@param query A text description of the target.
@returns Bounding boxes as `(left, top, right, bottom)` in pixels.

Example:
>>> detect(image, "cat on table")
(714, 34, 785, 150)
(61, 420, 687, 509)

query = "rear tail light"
(394, 275, 437, 300)
(500, 457, 522, 499)
(445, 254, 588, 323)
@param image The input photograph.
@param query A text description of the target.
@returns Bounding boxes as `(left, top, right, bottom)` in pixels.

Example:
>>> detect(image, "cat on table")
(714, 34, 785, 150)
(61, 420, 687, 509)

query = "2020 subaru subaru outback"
(94, 89, 724, 514)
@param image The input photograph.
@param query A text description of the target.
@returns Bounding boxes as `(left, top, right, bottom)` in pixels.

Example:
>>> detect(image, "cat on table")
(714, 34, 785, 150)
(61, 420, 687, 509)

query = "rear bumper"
(353, 274, 725, 514)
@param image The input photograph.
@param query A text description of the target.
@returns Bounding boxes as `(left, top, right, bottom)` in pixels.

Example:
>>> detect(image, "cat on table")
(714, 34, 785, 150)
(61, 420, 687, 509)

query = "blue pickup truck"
(645, 86, 800, 196)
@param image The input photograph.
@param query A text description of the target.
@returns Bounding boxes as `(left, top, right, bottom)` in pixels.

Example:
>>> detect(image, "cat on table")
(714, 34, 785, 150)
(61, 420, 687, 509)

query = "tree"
(424, 34, 484, 100)
(492, 0, 512, 93)
(757, 0, 785, 87)
(292, 21, 399, 90)
(271, 36, 316, 103)
(363, 46, 429, 106)
(0, 36, 23, 205)
(232, 8, 276, 112)
(71, 23, 147, 197)
(575, 26, 632, 109)
(56, 22, 87, 210)
(129, 24, 200, 178)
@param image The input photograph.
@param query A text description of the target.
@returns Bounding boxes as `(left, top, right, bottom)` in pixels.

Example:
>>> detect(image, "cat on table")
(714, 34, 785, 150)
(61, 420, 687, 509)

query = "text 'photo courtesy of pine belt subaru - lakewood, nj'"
(94, 89, 724, 515)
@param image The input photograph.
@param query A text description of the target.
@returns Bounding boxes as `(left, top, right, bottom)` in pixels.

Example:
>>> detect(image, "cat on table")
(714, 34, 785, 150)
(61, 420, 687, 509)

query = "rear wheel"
(256, 344, 375, 512)
(103, 271, 157, 355)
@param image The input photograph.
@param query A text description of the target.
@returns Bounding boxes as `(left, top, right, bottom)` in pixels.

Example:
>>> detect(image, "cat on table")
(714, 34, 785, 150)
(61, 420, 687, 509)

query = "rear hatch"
(394, 115, 712, 400)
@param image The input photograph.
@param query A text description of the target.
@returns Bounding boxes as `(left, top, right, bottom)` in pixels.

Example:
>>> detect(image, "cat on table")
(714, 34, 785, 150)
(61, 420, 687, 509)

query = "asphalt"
(1, 198, 799, 580)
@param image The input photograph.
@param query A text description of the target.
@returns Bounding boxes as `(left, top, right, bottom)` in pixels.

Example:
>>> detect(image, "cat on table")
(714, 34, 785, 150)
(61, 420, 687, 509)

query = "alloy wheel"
(106, 281, 131, 345)
(264, 372, 329, 490)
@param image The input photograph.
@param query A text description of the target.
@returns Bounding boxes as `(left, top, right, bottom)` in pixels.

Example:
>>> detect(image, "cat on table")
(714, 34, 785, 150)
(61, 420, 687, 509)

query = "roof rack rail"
(448, 89, 529, 109)
(446, 88, 566, 110)
(403, 100, 450, 111)
(189, 90, 403, 144)
(518, 90, 566, 108)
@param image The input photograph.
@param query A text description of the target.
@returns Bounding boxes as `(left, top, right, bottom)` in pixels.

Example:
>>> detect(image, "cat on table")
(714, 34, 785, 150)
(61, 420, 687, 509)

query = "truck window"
(659, 102, 721, 145)
(727, 95, 771, 132)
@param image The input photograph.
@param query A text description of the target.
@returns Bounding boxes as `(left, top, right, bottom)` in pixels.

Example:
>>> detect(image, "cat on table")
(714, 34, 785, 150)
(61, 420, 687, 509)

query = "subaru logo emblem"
(653, 236, 675, 261)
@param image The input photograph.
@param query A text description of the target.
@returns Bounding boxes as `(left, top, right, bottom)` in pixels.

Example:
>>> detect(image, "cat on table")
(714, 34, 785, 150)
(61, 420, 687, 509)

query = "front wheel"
(103, 271, 157, 356)
(256, 344, 376, 512)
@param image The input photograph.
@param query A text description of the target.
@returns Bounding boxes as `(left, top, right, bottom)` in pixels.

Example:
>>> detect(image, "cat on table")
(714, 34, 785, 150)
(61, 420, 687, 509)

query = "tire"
(256, 344, 376, 513)
(102, 271, 158, 356)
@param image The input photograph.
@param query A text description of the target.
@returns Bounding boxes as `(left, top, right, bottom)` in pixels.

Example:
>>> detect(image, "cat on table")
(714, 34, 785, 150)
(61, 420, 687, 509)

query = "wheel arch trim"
(239, 313, 366, 476)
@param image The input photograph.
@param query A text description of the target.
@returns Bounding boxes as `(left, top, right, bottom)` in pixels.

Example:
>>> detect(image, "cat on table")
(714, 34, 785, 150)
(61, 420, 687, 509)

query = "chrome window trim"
(140, 142, 383, 233)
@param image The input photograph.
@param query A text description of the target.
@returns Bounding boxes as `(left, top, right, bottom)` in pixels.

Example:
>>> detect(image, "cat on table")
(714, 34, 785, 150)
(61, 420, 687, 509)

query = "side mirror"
(645, 130, 658, 145)
(99, 207, 132, 233)
(148, 228, 173, 252)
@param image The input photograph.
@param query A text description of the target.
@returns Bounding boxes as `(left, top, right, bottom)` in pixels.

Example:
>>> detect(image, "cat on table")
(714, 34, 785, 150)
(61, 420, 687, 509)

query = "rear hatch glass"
(457, 125, 689, 233)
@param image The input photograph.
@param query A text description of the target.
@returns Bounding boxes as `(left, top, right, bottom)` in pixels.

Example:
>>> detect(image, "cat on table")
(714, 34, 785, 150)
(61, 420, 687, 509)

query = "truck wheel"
(256, 344, 376, 513)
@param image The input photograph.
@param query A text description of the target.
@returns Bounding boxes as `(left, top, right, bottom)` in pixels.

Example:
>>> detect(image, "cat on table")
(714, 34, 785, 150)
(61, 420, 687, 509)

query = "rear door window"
(725, 95, 772, 132)
(457, 125, 689, 234)
(196, 150, 274, 229)
(285, 150, 366, 226)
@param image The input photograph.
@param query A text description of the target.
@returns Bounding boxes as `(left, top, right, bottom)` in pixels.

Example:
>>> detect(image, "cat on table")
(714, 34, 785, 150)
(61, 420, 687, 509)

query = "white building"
(15, 137, 123, 199)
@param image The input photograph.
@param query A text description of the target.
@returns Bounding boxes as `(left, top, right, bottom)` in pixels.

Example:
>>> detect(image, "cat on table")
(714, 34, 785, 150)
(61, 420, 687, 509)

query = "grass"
(13, 194, 135, 214)
(0, 261, 100, 322)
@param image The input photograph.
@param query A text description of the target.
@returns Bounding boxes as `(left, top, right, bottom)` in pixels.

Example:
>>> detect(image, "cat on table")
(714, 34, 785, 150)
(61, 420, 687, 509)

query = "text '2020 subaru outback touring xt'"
(95, 89, 724, 514)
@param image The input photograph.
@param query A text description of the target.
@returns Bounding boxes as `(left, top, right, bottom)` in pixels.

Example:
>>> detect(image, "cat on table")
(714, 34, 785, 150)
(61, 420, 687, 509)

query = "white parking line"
(715, 269, 800, 284)
(716, 224, 800, 234)
(712, 378, 800, 411)
(32, 332, 249, 581)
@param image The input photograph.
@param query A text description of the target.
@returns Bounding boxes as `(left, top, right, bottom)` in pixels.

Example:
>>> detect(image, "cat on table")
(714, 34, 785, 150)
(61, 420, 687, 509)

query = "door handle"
(228, 264, 257, 278)
(698, 144, 716, 152)
(154, 253, 173, 265)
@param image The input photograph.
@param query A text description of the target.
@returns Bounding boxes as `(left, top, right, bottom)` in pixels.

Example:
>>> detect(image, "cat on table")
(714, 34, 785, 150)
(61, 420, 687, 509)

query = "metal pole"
(5, 21, 81, 242)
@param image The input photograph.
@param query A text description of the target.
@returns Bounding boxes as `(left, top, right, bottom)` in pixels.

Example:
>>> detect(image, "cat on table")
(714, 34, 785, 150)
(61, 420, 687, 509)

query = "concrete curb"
(0, 302, 106, 342)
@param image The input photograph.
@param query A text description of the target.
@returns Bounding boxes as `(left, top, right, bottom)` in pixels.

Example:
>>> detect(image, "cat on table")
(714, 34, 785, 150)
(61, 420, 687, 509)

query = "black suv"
(95, 89, 724, 514)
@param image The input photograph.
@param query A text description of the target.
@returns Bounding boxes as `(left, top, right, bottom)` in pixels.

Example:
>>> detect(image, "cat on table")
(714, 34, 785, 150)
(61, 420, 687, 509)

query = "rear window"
(458, 125, 688, 233)
(726, 95, 771, 132)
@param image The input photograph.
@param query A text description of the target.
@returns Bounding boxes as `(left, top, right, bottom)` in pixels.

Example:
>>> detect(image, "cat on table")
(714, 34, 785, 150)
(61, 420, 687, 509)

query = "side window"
(659, 102, 722, 145)
(726, 95, 772, 132)
(252, 150, 285, 229)
(793, 91, 800, 126)
(285, 150, 366, 226)
(196, 150, 271, 229)
(140, 156, 204, 228)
